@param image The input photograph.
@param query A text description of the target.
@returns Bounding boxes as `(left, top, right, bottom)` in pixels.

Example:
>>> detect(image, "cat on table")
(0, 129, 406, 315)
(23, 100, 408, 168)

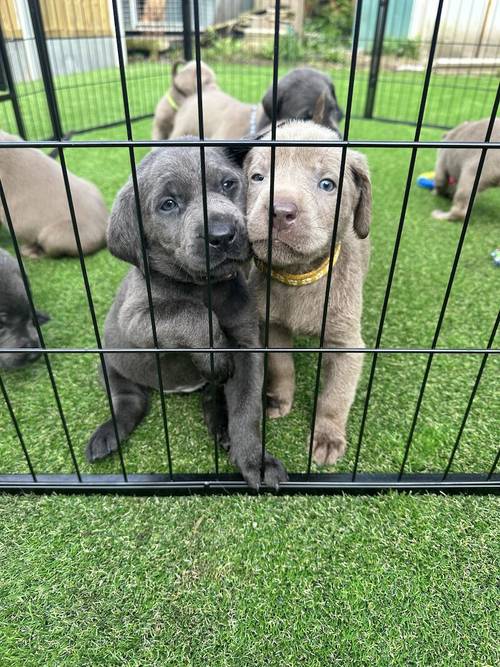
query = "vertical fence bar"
(442, 311, 499, 479)
(110, 0, 173, 477)
(192, 0, 219, 475)
(398, 83, 500, 480)
(260, 0, 281, 480)
(352, 0, 445, 480)
(0, 375, 36, 481)
(0, 179, 81, 481)
(364, 0, 389, 119)
(307, 0, 363, 474)
(0, 21, 26, 139)
(181, 0, 193, 62)
(27, 0, 63, 140)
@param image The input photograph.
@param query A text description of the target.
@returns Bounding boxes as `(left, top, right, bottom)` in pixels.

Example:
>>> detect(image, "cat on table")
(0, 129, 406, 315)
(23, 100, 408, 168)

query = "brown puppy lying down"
(152, 60, 216, 140)
(230, 120, 371, 465)
(0, 131, 108, 258)
(170, 67, 343, 140)
(433, 117, 500, 221)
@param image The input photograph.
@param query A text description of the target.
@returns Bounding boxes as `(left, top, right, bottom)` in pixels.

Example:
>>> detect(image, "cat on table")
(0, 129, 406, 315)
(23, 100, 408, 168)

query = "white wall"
(408, 0, 500, 58)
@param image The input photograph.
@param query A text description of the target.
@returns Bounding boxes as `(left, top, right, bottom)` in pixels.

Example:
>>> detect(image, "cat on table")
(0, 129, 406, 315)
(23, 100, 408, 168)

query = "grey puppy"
(433, 117, 500, 221)
(86, 143, 287, 488)
(228, 121, 371, 465)
(0, 247, 50, 369)
(170, 67, 343, 140)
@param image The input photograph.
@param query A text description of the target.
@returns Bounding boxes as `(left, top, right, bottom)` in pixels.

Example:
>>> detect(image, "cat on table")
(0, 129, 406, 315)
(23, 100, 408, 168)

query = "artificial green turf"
(0, 115, 498, 477)
(0, 63, 498, 666)
(0, 493, 499, 666)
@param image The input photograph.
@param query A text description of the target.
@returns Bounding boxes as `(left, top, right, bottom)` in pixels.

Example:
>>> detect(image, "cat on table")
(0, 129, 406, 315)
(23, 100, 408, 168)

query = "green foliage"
(383, 38, 421, 59)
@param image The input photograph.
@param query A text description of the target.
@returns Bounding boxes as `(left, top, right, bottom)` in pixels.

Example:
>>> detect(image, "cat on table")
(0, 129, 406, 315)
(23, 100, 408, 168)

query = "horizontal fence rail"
(0, 0, 498, 495)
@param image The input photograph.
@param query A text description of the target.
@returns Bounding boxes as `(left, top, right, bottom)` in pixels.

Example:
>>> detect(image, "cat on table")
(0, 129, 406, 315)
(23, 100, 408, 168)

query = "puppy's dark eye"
(160, 198, 178, 212)
(251, 173, 265, 182)
(319, 178, 335, 192)
(222, 179, 236, 192)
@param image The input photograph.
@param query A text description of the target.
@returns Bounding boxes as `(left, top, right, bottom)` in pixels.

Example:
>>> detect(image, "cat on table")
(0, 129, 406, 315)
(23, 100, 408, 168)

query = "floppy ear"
(312, 91, 327, 124)
(330, 82, 343, 122)
(35, 311, 50, 325)
(107, 180, 145, 270)
(349, 152, 372, 239)
(223, 142, 253, 169)
(171, 60, 185, 79)
(261, 82, 282, 123)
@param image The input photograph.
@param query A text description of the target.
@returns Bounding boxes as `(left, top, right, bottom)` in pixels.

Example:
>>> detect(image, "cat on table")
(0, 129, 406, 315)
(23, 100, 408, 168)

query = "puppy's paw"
(266, 394, 292, 419)
(21, 243, 44, 259)
(86, 422, 119, 462)
(432, 209, 451, 220)
(311, 421, 346, 466)
(231, 450, 288, 490)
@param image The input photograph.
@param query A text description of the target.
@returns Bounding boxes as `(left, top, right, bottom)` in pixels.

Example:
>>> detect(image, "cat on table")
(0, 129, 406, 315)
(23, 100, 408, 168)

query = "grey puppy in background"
(86, 143, 287, 489)
(228, 120, 371, 466)
(433, 117, 500, 221)
(0, 248, 49, 369)
(170, 67, 343, 140)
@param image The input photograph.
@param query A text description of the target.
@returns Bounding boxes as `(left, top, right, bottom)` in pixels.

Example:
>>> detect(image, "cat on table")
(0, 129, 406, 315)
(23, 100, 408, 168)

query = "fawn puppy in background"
(433, 118, 500, 221)
(0, 131, 108, 258)
(230, 120, 371, 466)
(152, 60, 216, 140)
(0, 248, 49, 369)
(170, 67, 343, 140)
(86, 143, 287, 489)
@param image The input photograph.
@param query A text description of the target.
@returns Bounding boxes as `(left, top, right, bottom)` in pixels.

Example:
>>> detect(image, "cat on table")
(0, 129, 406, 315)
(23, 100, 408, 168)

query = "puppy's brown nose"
(273, 199, 298, 231)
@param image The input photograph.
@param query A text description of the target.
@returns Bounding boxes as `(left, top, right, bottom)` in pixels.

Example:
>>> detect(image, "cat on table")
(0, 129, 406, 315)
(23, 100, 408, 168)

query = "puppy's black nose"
(273, 199, 298, 231)
(208, 222, 236, 249)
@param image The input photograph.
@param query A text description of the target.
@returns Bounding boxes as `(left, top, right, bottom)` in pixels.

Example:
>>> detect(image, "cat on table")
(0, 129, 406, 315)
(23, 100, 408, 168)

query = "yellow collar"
(166, 91, 179, 111)
(254, 243, 341, 286)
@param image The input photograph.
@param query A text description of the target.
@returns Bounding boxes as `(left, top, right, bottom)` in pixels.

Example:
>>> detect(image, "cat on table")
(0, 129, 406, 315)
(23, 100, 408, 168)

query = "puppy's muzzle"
(273, 198, 298, 232)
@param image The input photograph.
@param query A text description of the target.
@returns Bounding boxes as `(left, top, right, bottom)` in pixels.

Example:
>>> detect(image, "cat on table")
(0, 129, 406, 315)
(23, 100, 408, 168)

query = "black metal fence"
(0, 0, 498, 495)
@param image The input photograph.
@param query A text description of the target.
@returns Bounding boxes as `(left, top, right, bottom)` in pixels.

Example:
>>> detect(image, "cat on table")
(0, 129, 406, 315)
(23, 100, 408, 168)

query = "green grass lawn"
(0, 62, 499, 665)
(0, 116, 498, 478)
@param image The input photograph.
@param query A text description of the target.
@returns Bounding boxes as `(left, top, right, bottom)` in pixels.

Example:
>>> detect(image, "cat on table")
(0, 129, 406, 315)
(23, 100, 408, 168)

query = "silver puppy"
(229, 121, 371, 465)
(433, 118, 500, 221)
(86, 143, 287, 488)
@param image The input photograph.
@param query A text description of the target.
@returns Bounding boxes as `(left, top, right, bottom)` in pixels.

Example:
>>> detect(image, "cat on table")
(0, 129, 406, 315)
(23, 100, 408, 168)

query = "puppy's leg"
(201, 383, 229, 450)
(266, 323, 295, 419)
(37, 219, 105, 257)
(432, 164, 477, 222)
(225, 351, 288, 489)
(86, 365, 150, 462)
(20, 243, 44, 259)
(312, 342, 364, 466)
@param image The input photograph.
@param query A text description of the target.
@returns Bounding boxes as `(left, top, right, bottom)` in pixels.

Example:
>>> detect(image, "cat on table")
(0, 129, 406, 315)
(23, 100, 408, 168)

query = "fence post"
(0, 21, 27, 139)
(181, 0, 193, 62)
(27, 0, 63, 140)
(364, 0, 389, 119)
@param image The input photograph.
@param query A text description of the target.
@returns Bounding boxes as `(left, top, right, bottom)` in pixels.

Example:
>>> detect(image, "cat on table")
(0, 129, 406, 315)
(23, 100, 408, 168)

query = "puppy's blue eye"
(251, 173, 264, 182)
(160, 198, 177, 211)
(319, 178, 335, 192)
(222, 179, 235, 192)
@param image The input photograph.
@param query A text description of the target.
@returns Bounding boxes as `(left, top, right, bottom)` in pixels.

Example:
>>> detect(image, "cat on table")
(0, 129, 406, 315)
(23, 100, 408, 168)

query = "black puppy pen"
(0, 0, 498, 494)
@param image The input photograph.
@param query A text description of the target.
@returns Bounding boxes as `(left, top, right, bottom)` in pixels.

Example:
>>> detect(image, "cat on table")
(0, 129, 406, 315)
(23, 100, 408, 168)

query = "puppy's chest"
(255, 278, 336, 336)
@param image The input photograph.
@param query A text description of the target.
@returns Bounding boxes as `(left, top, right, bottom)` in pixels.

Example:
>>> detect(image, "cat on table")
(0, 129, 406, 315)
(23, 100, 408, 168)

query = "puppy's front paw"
(86, 421, 119, 462)
(231, 450, 288, 490)
(432, 209, 450, 220)
(266, 394, 292, 419)
(311, 421, 346, 466)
